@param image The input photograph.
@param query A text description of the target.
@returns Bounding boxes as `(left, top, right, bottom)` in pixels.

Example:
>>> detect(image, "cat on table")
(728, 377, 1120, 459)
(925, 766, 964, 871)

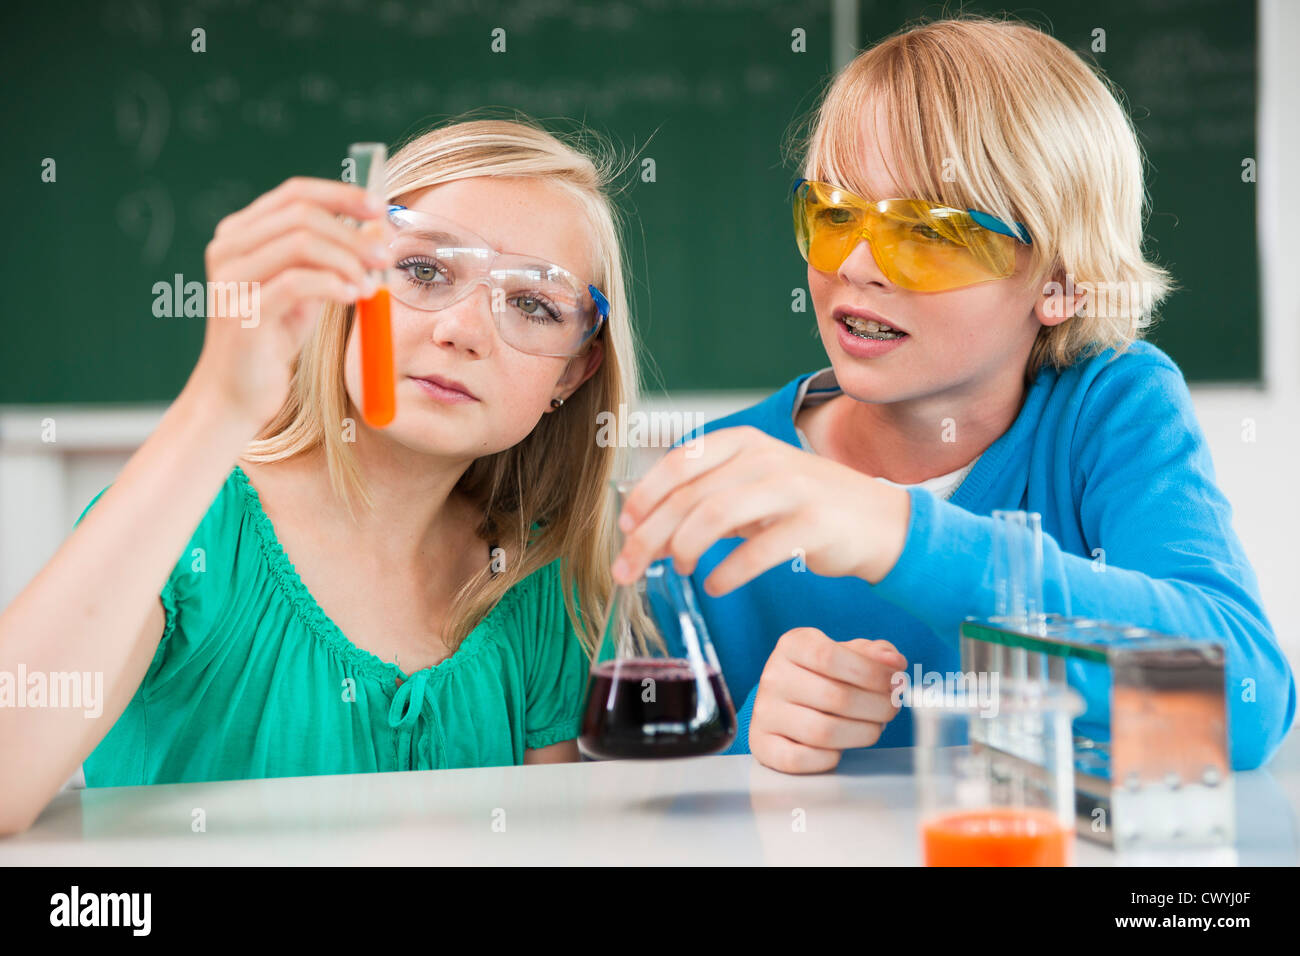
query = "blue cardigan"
(675, 341, 1295, 770)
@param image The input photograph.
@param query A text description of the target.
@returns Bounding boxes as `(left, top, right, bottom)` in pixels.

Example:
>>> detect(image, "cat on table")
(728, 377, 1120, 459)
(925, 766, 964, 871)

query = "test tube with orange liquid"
(349, 142, 395, 428)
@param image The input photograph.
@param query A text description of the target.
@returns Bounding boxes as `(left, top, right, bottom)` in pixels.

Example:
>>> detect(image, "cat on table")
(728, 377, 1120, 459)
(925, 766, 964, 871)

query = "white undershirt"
(791, 367, 979, 502)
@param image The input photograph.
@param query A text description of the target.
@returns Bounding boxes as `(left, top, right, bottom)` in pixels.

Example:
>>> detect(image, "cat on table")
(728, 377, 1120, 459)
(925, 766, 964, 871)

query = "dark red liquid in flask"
(579, 658, 737, 759)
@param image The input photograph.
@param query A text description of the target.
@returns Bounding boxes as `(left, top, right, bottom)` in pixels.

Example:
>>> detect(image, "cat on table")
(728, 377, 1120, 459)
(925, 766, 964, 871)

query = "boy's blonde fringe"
(786, 12, 1177, 382)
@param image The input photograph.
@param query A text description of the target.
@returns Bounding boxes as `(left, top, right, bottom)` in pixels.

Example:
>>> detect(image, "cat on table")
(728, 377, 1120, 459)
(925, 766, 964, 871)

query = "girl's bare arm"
(0, 384, 260, 833)
(0, 177, 385, 834)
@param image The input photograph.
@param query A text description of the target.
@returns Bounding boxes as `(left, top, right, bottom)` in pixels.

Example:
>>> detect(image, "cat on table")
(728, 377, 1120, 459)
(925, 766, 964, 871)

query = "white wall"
(1219, 0, 1300, 670)
(2, 2, 1297, 686)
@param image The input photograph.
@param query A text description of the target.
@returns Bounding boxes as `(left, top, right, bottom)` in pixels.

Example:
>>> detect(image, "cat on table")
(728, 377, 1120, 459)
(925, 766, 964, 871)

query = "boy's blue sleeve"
(723, 684, 758, 755)
(872, 358, 1296, 771)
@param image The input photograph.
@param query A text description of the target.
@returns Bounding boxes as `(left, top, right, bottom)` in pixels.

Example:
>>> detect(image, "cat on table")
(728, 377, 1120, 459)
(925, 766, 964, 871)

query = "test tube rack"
(959, 614, 1234, 851)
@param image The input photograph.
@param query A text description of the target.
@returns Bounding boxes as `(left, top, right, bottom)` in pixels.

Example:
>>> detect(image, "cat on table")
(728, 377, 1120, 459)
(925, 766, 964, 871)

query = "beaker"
(578, 478, 737, 759)
(910, 679, 1083, 866)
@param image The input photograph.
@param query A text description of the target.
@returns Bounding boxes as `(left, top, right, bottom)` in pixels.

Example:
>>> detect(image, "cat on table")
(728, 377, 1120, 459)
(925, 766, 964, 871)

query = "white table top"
(4, 731, 1298, 866)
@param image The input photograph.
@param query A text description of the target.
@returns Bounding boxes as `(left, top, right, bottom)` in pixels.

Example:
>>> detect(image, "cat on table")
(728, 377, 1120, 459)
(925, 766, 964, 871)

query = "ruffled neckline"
(230, 464, 524, 686)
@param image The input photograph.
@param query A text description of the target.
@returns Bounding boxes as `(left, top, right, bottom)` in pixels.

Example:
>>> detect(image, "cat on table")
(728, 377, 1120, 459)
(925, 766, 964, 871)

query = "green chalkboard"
(0, 0, 1258, 405)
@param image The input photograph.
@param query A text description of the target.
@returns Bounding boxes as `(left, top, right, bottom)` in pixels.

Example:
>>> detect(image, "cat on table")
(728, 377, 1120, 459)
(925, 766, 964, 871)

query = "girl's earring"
(550, 397, 565, 409)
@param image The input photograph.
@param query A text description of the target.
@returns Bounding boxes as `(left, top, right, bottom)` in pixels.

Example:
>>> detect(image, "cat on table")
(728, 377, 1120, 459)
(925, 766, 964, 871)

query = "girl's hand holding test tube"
(1, 175, 388, 827)
(193, 177, 391, 427)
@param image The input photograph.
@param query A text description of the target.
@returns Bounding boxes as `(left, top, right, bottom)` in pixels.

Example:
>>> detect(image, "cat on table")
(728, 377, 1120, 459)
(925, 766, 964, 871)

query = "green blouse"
(74, 466, 591, 787)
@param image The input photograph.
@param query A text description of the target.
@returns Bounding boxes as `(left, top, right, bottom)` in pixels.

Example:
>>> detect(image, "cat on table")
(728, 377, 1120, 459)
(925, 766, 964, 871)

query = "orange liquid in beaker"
(922, 807, 1072, 866)
(357, 285, 395, 427)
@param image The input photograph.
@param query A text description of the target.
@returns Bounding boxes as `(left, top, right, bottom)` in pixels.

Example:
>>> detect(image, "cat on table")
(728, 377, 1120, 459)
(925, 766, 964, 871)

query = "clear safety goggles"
(383, 204, 609, 358)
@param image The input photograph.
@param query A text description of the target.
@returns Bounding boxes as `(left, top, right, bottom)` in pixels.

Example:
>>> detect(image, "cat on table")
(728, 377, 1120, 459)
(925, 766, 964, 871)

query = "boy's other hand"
(749, 627, 906, 774)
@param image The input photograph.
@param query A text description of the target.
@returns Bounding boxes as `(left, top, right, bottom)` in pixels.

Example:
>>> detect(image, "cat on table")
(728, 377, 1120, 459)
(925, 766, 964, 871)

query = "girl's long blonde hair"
(791, 13, 1176, 380)
(243, 112, 640, 658)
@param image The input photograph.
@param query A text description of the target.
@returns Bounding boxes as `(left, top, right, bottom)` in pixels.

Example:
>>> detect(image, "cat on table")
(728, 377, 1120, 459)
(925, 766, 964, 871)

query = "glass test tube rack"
(959, 614, 1234, 852)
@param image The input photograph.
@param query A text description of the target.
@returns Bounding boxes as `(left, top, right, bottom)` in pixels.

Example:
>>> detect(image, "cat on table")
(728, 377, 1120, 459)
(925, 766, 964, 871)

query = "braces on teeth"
(843, 315, 905, 338)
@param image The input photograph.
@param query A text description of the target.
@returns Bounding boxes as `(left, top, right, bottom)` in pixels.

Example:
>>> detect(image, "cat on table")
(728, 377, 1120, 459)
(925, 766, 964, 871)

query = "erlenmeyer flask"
(578, 478, 738, 759)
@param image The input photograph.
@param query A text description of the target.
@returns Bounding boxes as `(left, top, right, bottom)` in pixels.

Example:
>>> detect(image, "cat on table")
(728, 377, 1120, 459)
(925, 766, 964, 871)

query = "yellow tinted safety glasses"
(792, 179, 1032, 292)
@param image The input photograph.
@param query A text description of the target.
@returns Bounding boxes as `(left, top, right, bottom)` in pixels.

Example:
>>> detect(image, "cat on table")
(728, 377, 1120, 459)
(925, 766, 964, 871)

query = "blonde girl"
(0, 115, 639, 832)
